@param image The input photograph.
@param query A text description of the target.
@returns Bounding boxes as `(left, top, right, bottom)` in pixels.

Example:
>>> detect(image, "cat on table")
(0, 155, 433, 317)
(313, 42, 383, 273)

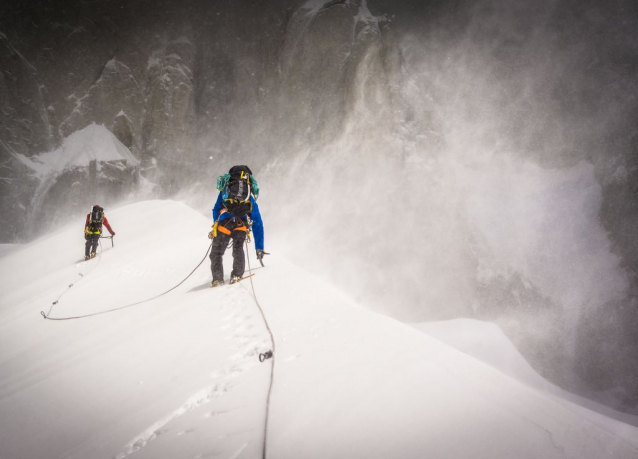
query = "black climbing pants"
(210, 218, 247, 282)
(85, 234, 100, 257)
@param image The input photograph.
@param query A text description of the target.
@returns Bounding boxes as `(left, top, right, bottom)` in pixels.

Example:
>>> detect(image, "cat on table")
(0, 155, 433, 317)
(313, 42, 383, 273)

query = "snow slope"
(0, 244, 20, 258)
(0, 200, 637, 459)
(411, 319, 638, 427)
(412, 319, 550, 388)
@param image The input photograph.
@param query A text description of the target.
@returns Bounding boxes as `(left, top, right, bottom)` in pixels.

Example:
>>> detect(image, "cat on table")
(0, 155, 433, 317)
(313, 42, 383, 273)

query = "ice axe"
(101, 235, 114, 248)
(257, 250, 270, 267)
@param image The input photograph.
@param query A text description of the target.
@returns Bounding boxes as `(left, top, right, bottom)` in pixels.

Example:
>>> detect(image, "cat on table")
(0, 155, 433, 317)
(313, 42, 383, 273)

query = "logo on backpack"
(217, 165, 259, 216)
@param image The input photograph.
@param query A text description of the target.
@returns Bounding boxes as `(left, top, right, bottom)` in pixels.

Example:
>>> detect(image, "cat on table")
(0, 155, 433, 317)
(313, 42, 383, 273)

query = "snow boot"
(90, 252, 96, 259)
(211, 279, 224, 288)
(84, 255, 90, 261)
(229, 275, 241, 284)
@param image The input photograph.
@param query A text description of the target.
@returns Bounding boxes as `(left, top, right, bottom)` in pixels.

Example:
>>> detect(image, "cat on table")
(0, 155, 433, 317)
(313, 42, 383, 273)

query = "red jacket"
(85, 213, 115, 235)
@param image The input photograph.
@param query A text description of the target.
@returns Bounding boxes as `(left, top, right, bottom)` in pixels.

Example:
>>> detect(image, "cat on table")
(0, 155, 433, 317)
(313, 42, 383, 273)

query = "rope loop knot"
(259, 350, 273, 362)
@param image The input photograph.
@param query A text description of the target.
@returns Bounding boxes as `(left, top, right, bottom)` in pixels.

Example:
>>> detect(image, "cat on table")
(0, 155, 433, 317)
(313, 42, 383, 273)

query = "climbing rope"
(243, 235, 276, 459)
(42, 238, 106, 318)
(41, 242, 213, 321)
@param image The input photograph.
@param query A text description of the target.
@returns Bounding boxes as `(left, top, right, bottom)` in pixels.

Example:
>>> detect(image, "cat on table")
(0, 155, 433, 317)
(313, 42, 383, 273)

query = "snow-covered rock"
(15, 123, 139, 179)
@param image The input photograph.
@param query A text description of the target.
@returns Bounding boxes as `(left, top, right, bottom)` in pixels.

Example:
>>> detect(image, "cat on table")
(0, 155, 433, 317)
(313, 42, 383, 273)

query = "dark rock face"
(1, 0, 638, 413)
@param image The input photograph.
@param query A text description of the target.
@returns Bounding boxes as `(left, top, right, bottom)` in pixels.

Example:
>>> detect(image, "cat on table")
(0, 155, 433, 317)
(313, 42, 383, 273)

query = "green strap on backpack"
(216, 174, 230, 191)
(217, 173, 260, 200)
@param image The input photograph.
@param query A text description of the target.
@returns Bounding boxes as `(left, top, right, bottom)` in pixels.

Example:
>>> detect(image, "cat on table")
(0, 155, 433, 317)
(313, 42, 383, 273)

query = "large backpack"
(218, 165, 257, 217)
(87, 206, 104, 233)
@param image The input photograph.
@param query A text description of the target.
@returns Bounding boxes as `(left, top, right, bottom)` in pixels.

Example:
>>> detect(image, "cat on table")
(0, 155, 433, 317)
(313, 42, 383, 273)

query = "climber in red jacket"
(84, 204, 115, 260)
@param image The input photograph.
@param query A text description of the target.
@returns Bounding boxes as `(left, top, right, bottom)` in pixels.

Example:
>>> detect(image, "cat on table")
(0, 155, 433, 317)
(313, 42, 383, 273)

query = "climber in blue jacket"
(208, 165, 265, 287)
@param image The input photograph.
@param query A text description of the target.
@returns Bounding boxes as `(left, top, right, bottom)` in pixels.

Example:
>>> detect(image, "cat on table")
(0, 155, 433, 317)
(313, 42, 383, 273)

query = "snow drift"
(0, 200, 637, 459)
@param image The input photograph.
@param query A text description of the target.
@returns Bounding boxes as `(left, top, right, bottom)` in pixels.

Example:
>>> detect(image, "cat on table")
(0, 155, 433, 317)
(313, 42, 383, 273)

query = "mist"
(1, 0, 637, 412)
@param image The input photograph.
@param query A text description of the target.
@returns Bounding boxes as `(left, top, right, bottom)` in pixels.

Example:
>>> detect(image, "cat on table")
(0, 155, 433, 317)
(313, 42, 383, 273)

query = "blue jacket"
(212, 194, 264, 251)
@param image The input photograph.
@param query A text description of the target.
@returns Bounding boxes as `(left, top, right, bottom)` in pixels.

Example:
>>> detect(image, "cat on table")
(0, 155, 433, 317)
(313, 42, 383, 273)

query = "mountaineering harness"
(212, 209, 250, 241)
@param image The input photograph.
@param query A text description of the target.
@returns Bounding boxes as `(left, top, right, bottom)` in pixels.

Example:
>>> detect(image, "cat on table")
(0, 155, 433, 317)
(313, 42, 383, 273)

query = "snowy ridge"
(0, 200, 637, 459)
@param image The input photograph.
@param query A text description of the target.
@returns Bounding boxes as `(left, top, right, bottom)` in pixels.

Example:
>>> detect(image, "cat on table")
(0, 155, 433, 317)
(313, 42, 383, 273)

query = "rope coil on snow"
(42, 242, 213, 321)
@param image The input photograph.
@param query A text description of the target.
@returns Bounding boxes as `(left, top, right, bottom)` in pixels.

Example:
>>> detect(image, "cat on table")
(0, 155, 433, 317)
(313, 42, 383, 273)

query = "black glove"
(111, 233, 116, 237)
(256, 250, 269, 260)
